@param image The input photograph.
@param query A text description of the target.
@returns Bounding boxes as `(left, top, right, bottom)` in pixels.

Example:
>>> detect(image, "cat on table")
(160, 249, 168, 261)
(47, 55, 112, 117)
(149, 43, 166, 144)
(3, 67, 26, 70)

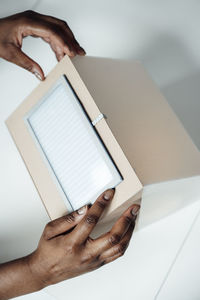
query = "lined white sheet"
(26, 77, 122, 210)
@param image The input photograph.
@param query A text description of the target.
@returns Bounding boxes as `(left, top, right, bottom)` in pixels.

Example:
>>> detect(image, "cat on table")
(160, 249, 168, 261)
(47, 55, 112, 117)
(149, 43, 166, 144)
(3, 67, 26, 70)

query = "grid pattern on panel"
(27, 79, 122, 210)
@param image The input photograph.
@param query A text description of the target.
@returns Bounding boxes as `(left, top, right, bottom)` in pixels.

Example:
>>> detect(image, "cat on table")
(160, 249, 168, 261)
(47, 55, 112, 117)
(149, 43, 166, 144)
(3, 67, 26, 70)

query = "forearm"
(0, 255, 43, 300)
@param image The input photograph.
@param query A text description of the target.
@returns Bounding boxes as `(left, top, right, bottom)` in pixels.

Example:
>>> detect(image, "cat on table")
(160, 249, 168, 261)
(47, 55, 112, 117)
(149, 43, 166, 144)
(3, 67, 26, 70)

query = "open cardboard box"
(6, 55, 200, 236)
(6, 55, 143, 227)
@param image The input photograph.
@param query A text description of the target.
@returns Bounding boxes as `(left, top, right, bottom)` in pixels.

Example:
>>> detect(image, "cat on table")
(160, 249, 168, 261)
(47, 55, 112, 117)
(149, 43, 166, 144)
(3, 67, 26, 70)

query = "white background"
(0, 1, 200, 300)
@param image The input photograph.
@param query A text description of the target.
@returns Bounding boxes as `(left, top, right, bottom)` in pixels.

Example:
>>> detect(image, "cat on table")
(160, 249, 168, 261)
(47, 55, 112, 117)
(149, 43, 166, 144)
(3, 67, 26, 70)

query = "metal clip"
(92, 113, 106, 126)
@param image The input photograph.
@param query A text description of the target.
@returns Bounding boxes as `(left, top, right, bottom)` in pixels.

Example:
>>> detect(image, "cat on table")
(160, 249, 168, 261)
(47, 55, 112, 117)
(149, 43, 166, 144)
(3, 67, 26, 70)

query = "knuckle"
(43, 222, 54, 239)
(45, 221, 53, 230)
(47, 24, 62, 36)
(24, 10, 35, 15)
(109, 233, 121, 246)
(96, 200, 106, 210)
(22, 10, 36, 20)
(74, 39, 80, 46)
(99, 260, 105, 267)
(24, 64, 34, 72)
(65, 243, 75, 254)
(85, 214, 98, 225)
(86, 237, 94, 245)
(80, 252, 94, 264)
(49, 26, 58, 34)
(64, 213, 75, 224)
(117, 243, 128, 255)
(80, 256, 88, 265)
(124, 216, 132, 225)
(60, 19, 68, 27)
(43, 231, 49, 240)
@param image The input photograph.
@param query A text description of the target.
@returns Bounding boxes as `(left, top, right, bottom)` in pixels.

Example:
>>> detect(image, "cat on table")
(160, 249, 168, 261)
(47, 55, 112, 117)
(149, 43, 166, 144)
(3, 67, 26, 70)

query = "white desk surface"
(1, 1, 200, 300)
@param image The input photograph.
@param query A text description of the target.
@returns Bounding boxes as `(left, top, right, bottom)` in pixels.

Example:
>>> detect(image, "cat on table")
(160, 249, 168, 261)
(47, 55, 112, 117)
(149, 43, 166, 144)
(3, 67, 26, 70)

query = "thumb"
(43, 205, 89, 240)
(5, 44, 45, 80)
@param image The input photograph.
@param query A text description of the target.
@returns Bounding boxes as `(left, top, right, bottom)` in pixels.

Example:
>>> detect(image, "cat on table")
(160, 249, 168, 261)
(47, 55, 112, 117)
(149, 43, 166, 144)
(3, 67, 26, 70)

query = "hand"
(27, 189, 140, 288)
(0, 189, 140, 299)
(0, 10, 85, 80)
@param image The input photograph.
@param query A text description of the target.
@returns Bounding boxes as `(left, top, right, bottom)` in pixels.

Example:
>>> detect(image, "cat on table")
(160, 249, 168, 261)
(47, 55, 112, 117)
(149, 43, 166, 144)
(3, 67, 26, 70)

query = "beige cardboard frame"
(6, 55, 142, 221)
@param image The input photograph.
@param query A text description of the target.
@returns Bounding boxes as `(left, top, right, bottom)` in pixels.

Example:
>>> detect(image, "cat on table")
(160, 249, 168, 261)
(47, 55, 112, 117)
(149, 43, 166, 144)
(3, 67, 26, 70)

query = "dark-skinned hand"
(0, 11, 140, 299)
(0, 10, 86, 80)
(28, 189, 140, 287)
(0, 189, 140, 299)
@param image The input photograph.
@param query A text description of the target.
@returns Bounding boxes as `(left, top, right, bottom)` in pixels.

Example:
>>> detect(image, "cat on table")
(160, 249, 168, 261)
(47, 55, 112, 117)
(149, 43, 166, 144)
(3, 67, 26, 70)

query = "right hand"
(0, 10, 86, 80)
(27, 189, 140, 288)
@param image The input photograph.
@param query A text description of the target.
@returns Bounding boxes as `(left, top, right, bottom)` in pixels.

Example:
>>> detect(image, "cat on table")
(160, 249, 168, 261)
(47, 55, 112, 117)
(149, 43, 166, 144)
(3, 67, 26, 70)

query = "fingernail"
(131, 205, 140, 217)
(77, 205, 87, 215)
(34, 72, 42, 81)
(103, 189, 114, 201)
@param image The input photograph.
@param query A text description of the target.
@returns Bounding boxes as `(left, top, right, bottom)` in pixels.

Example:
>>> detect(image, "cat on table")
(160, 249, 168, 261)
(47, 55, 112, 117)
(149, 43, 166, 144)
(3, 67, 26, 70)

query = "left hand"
(0, 10, 86, 80)
(28, 189, 140, 287)
(0, 189, 140, 299)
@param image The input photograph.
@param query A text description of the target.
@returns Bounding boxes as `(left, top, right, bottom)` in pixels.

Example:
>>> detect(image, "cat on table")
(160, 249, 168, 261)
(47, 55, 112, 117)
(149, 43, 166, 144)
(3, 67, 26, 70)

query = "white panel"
(26, 77, 122, 210)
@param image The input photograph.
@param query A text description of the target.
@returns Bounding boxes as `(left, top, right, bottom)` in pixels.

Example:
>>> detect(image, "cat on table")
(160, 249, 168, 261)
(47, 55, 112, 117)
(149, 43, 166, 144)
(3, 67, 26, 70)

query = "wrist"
(0, 254, 45, 299)
(24, 252, 46, 291)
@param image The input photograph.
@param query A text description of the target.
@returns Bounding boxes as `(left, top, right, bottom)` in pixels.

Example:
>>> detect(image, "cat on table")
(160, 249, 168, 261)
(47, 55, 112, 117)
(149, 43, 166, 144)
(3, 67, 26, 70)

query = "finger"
(22, 12, 85, 57)
(34, 13, 86, 55)
(99, 220, 136, 262)
(69, 39, 86, 56)
(46, 30, 85, 58)
(46, 32, 76, 58)
(100, 252, 123, 265)
(43, 205, 88, 240)
(87, 223, 136, 271)
(5, 44, 45, 80)
(49, 42, 65, 61)
(90, 204, 140, 255)
(21, 20, 75, 57)
(71, 189, 115, 245)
